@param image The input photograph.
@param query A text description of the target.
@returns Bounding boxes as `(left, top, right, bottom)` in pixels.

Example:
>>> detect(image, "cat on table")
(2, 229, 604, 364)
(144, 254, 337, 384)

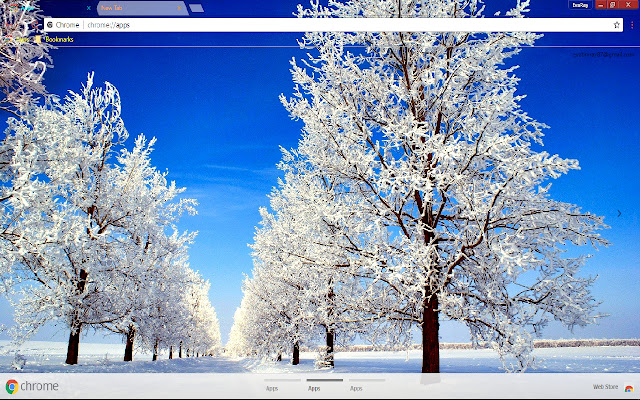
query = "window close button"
(621, 0, 639, 9)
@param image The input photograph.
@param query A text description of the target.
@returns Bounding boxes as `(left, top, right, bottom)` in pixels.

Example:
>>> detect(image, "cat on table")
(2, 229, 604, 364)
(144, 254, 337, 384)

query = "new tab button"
(569, 0, 593, 9)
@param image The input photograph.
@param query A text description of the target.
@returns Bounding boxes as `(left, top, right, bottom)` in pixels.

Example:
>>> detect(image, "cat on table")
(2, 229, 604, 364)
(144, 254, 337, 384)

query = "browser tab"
(188, 4, 204, 13)
(96, 1, 189, 16)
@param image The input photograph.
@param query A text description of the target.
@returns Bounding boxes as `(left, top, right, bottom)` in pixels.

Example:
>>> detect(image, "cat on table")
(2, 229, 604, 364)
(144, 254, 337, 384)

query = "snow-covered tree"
(0, 78, 127, 363)
(278, 0, 609, 372)
(238, 161, 371, 367)
(1, 74, 199, 365)
(109, 252, 221, 362)
(0, 0, 52, 114)
(100, 226, 196, 361)
(179, 271, 222, 357)
(236, 262, 310, 363)
(225, 310, 244, 355)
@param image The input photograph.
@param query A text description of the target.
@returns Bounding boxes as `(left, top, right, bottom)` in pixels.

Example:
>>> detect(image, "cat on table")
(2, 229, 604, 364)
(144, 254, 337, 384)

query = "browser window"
(0, 0, 637, 398)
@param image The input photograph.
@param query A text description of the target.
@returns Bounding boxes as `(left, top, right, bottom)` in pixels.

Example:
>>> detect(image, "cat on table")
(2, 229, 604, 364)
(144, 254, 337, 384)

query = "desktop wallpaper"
(0, 0, 637, 376)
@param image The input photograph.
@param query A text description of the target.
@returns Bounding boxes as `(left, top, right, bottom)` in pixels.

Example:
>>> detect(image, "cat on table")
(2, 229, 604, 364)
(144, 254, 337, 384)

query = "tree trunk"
(65, 322, 82, 365)
(292, 341, 300, 365)
(421, 294, 440, 373)
(326, 327, 335, 367)
(179, 341, 183, 358)
(169, 346, 173, 359)
(66, 268, 88, 365)
(124, 325, 135, 362)
(276, 353, 282, 362)
(152, 338, 159, 361)
(325, 282, 335, 367)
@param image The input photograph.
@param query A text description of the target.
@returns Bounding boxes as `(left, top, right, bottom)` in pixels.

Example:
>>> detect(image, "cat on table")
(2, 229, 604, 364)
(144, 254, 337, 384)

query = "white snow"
(1, 341, 638, 374)
(0, 341, 245, 373)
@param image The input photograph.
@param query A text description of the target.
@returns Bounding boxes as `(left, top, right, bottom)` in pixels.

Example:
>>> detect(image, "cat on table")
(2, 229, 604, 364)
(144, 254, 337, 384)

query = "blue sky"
(0, 0, 638, 345)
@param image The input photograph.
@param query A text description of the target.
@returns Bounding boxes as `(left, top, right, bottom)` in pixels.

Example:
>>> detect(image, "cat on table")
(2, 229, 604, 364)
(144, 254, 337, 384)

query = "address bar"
(44, 18, 624, 33)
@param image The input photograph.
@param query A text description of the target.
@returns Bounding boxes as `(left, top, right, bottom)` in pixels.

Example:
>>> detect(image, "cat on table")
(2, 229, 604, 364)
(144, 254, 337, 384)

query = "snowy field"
(0, 341, 638, 373)
(247, 347, 640, 374)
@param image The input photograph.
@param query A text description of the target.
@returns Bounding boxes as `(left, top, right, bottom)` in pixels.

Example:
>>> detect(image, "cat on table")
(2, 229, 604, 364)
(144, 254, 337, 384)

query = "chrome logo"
(626, 385, 634, 393)
(6, 379, 18, 394)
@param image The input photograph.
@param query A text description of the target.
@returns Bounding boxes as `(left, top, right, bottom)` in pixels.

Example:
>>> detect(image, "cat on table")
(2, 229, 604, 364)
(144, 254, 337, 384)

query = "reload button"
(569, 0, 593, 9)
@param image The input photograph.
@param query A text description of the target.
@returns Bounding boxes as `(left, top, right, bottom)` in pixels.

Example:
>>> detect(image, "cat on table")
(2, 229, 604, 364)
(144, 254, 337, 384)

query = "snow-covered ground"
(0, 341, 248, 373)
(0, 341, 638, 373)
(248, 347, 640, 374)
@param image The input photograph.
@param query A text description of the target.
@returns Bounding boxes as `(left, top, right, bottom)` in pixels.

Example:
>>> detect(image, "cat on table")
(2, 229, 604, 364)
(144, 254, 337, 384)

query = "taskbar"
(0, 373, 636, 399)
